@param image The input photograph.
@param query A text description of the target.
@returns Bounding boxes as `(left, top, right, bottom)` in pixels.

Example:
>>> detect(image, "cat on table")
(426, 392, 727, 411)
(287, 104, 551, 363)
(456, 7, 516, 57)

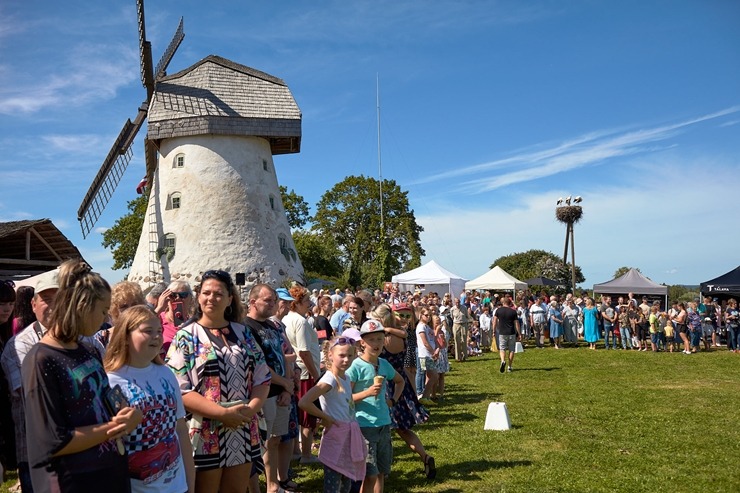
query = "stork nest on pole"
(556, 205, 583, 224)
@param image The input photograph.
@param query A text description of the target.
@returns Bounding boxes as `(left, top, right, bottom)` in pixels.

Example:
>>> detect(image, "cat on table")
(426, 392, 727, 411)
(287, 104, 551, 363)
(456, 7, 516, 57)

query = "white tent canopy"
(465, 265, 528, 291)
(392, 260, 467, 296)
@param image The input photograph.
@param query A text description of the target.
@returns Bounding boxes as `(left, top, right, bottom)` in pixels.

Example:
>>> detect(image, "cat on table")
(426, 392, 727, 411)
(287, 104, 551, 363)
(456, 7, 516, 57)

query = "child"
(22, 260, 142, 492)
(299, 336, 366, 492)
(104, 305, 195, 493)
(346, 320, 405, 493)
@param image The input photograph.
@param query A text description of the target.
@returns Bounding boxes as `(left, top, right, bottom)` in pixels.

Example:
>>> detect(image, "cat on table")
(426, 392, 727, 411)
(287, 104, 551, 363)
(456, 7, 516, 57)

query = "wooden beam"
(26, 230, 31, 260)
(0, 258, 60, 266)
(29, 227, 63, 261)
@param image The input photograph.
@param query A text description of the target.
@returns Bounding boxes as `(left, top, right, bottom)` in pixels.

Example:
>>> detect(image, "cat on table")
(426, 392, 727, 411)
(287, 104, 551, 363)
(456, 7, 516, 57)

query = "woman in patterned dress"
(370, 304, 436, 480)
(166, 270, 270, 493)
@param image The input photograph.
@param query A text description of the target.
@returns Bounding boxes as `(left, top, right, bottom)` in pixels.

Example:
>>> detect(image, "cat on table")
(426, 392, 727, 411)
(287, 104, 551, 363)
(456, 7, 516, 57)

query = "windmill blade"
(154, 17, 185, 81)
(77, 117, 145, 237)
(137, 0, 155, 99)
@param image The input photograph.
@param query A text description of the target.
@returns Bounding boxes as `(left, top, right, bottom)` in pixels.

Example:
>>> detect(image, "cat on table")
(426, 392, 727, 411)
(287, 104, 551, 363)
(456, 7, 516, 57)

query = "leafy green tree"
(292, 230, 344, 280)
(614, 266, 640, 278)
(279, 185, 310, 230)
(491, 249, 585, 289)
(101, 194, 147, 270)
(313, 175, 424, 288)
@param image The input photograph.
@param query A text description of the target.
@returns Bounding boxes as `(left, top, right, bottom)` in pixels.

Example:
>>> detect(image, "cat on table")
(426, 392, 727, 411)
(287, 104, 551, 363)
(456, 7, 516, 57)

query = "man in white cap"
(1, 269, 58, 492)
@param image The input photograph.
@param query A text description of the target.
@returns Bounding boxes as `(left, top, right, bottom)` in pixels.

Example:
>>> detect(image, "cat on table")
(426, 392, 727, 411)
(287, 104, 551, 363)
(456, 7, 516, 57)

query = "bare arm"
(176, 418, 195, 493)
(54, 406, 142, 457)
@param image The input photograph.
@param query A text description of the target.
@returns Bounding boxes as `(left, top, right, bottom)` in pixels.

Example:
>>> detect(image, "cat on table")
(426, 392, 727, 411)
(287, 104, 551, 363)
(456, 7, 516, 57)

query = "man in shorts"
(493, 298, 521, 373)
(244, 284, 296, 492)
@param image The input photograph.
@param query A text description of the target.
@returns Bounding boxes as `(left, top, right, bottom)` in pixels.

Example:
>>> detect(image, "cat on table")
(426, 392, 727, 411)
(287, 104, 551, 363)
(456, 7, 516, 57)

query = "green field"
(5, 346, 738, 492)
(293, 346, 739, 492)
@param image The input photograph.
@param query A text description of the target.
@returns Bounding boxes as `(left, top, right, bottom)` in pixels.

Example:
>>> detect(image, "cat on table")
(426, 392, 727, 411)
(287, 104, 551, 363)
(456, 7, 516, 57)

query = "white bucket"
(515, 341, 524, 353)
(484, 402, 511, 430)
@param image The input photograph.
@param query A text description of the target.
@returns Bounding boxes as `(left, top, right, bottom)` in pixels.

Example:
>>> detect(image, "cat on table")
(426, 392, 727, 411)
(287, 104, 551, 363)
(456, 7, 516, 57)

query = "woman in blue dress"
(582, 298, 600, 349)
(548, 301, 564, 349)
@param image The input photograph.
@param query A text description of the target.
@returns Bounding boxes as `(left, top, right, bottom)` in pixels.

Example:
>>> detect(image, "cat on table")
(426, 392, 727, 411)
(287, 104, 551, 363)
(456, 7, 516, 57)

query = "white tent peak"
(392, 260, 467, 296)
(465, 265, 527, 291)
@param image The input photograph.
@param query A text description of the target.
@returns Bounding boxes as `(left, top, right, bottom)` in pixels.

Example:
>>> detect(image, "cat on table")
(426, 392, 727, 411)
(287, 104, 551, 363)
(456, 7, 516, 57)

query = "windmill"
(77, 0, 183, 239)
(78, 1, 304, 289)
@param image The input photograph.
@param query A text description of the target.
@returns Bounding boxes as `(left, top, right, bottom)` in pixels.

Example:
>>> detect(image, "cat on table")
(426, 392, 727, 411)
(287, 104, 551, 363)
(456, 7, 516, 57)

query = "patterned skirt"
(381, 348, 429, 430)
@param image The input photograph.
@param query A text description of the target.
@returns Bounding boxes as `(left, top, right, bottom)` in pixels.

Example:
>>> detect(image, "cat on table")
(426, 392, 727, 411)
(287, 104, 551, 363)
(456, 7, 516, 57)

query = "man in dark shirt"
(493, 298, 521, 373)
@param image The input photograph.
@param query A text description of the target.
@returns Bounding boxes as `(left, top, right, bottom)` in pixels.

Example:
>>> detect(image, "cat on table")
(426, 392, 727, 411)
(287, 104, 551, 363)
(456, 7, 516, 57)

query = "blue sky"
(1, 0, 738, 288)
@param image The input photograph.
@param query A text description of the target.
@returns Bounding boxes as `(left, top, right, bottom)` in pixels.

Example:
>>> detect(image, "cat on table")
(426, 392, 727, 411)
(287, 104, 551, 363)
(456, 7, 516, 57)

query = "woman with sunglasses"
(166, 270, 270, 493)
(159, 280, 194, 356)
(393, 304, 419, 395)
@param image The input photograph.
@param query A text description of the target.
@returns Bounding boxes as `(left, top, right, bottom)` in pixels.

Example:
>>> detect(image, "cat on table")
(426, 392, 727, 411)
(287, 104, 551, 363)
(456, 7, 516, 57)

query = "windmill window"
(262, 159, 268, 171)
(174, 153, 185, 168)
(163, 233, 176, 249)
(269, 195, 275, 210)
(171, 192, 182, 209)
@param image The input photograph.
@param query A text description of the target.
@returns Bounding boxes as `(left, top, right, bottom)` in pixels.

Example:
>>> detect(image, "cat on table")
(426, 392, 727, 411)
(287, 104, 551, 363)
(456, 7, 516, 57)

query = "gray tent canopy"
(593, 268, 668, 307)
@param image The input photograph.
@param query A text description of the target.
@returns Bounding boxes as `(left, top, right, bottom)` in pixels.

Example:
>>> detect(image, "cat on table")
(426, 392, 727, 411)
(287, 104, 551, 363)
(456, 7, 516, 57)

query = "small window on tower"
(269, 195, 275, 210)
(262, 159, 268, 171)
(163, 233, 176, 249)
(171, 192, 182, 209)
(174, 153, 185, 168)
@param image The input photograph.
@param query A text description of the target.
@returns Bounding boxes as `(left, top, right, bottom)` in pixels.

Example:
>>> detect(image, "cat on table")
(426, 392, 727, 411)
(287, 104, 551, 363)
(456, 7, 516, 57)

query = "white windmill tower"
(77, 1, 303, 288)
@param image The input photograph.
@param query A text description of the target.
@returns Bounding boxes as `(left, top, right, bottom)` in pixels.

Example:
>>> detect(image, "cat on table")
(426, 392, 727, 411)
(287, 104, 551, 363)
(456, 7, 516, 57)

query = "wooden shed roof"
(0, 219, 84, 279)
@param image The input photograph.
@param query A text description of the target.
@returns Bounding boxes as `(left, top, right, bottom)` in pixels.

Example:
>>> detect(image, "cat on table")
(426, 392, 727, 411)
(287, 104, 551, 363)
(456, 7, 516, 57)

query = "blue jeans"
(415, 356, 425, 395)
(728, 326, 739, 351)
(619, 326, 632, 349)
(690, 329, 702, 348)
(604, 324, 616, 349)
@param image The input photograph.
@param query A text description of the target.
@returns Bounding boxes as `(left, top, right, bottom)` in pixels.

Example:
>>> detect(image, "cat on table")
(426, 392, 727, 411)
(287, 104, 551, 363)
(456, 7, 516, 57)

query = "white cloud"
(414, 107, 740, 194)
(95, 227, 109, 234)
(417, 157, 739, 287)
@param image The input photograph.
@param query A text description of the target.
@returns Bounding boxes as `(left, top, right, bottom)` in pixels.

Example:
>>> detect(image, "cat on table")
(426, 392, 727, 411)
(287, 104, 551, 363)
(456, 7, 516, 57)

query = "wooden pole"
(570, 222, 576, 293)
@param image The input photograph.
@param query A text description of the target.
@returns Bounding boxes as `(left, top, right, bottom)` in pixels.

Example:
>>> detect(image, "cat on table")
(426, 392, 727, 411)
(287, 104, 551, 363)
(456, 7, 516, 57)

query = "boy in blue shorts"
(347, 319, 405, 493)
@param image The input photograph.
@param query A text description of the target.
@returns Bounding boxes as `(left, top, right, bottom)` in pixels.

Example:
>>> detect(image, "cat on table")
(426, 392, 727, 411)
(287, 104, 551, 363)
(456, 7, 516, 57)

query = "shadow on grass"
(387, 458, 533, 491)
(514, 367, 562, 372)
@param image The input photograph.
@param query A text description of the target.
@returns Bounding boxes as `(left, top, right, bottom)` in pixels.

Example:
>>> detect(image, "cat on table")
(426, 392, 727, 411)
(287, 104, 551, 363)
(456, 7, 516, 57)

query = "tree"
(613, 266, 641, 279)
(313, 175, 424, 288)
(292, 230, 344, 280)
(101, 194, 147, 270)
(490, 249, 585, 290)
(279, 185, 310, 230)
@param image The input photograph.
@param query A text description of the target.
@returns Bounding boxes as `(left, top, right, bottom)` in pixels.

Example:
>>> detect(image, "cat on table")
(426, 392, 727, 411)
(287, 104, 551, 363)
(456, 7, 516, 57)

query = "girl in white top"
(104, 305, 195, 493)
(298, 336, 367, 493)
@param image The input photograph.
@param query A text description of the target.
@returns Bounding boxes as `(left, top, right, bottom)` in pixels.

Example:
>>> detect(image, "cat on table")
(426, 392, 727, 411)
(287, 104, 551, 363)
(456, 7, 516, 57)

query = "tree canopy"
(279, 185, 310, 230)
(292, 230, 344, 282)
(101, 194, 147, 270)
(313, 175, 424, 288)
(490, 249, 585, 290)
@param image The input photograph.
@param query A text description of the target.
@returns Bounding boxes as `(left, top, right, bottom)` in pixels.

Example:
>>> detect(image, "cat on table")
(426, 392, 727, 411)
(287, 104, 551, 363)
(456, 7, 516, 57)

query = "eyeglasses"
(202, 270, 233, 288)
(331, 337, 355, 347)
(170, 291, 191, 299)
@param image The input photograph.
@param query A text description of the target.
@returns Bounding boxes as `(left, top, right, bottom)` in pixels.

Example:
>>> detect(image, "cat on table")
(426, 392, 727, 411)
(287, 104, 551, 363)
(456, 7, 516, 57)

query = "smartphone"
(104, 385, 129, 416)
(172, 301, 185, 323)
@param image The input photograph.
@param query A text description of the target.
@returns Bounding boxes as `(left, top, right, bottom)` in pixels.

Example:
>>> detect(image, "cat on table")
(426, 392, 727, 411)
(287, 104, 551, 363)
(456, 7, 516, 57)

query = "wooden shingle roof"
(147, 55, 301, 154)
(0, 219, 84, 279)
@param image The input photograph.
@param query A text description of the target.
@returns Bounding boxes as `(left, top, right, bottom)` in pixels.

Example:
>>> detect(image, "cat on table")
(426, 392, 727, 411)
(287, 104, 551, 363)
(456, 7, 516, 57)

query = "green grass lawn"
(4, 346, 737, 492)
(292, 346, 740, 492)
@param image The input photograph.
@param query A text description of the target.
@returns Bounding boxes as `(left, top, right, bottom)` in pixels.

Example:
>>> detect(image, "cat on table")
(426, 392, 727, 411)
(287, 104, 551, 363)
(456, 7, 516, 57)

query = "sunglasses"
(331, 337, 355, 347)
(170, 291, 191, 299)
(0, 280, 15, 288)
(395, 312, 412, 319)
(202, 270, 233, 288)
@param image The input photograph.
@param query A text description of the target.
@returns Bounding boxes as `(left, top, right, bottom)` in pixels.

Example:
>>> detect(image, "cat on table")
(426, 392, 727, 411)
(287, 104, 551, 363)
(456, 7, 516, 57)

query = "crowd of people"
(0, 268, 738, 493)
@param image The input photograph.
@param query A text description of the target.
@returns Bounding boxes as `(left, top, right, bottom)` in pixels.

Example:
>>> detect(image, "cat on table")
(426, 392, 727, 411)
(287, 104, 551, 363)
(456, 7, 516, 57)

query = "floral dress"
(166, 321, 270, 470)
(380, 347, 429, 430)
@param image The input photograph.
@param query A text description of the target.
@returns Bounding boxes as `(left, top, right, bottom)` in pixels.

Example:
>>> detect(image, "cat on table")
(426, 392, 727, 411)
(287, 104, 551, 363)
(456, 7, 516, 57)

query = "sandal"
(424, 455, 437, 480)
(279, 479, 301, 492)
